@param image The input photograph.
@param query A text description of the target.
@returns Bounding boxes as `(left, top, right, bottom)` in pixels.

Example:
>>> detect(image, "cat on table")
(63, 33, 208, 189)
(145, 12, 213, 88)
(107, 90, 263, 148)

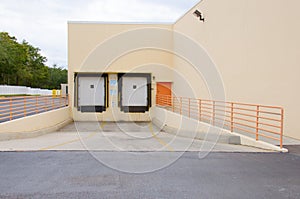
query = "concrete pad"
(0, 122, 269, 152)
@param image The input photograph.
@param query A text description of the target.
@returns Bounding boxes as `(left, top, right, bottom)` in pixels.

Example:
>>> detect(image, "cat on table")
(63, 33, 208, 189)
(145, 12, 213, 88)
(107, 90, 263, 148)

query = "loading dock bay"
(75, 73, 151, 114)
(0, 122, 268, 152)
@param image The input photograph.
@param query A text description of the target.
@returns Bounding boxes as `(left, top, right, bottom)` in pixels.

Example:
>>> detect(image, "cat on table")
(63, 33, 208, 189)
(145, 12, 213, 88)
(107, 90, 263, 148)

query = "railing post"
(230, 102, 234, 132)
(180, 97, 182, 115)
(35, 96, 38, 114)
(9, 98, 13, 121)
(24, 97, 26, 117)
(45, 97, 48, 111)
(67, 95, 68, 106)
(199, 99, 201, 122)
(172, 97, 174, 112)
(256, 105, 259, 141)
(188, 98, 191, 118)
(280, 108, 284, 149)
(212, 101, 215, 126)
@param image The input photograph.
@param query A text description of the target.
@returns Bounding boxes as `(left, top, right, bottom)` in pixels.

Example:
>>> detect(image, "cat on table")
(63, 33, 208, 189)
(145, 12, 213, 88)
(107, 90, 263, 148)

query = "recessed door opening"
(118, 73, 151, 113)
(75, 73, 108, 113)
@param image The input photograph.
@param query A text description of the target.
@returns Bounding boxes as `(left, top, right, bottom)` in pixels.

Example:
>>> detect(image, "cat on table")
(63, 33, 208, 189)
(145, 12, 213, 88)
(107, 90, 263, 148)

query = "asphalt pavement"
(0, 151, 299, 199)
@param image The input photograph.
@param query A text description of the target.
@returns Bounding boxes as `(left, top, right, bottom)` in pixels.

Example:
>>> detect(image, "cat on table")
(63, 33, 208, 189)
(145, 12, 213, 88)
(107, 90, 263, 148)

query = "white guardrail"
(0, 85, 53, 96)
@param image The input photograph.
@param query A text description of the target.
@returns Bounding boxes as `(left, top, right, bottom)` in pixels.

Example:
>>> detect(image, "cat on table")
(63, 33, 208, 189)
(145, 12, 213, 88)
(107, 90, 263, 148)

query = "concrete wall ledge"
(153, 118, 241, 145)
(0, 107, 72, 141)
(151, 107, 288, 152)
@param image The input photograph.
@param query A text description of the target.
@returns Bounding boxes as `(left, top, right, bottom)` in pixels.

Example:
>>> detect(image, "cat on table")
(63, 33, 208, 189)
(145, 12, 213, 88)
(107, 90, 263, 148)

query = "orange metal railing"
(0, 95, 69, 123)
(156, 94, 284, 148)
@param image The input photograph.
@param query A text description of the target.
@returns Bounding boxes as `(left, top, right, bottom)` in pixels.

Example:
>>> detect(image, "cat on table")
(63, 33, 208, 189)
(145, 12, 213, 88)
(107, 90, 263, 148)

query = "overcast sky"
(0, 0, 199, 68)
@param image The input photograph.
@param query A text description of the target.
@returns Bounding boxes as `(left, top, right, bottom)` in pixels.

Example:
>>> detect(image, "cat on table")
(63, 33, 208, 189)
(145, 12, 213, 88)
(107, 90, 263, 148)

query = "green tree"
(0, 32, 68, 90)
(0, 32, 27, 85)
(48, 64, 67, 89)
(21, 40, 48, 87)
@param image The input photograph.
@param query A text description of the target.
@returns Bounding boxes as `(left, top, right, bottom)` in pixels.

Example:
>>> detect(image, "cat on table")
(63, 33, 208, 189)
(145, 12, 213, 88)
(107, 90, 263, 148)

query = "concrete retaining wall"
(0, 107, 72, 141)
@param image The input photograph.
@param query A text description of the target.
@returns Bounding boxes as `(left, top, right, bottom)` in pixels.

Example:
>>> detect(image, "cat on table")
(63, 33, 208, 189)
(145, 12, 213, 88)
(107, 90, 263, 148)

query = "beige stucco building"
(68, 0, 300, 140)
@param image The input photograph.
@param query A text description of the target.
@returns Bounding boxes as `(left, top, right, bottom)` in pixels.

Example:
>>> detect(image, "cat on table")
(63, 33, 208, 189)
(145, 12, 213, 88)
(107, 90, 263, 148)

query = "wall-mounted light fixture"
(193, 10, 205, 22)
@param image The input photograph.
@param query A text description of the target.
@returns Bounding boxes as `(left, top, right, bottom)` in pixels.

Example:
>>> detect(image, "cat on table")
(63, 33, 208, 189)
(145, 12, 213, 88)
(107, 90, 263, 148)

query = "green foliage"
(0, 32, 67, 89)
(47, 65, 68, 89)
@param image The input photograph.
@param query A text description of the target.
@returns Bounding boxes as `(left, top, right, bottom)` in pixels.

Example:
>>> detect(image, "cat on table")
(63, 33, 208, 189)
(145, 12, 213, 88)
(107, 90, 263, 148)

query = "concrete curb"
(230, 131, 288, 152)
(0, 119, 73, 141)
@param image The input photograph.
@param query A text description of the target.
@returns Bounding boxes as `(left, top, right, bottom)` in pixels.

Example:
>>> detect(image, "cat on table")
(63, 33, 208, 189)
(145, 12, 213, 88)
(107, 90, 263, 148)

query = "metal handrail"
(0, 95, 69, 123)
(156, 94, 284, 148)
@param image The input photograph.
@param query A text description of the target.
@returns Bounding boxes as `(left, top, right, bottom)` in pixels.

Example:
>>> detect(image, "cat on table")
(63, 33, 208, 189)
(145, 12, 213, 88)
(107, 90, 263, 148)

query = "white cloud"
(0, 0, 200, 68)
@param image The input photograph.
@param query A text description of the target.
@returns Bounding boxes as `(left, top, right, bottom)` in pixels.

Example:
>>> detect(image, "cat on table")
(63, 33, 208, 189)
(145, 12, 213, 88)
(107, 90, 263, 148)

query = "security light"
(193, 10, 205, 22)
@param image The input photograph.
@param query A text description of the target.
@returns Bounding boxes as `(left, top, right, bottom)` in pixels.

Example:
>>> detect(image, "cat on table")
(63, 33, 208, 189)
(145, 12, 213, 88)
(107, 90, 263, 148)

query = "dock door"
(118, 73, 151, 113)
(77, 74, 108, 112)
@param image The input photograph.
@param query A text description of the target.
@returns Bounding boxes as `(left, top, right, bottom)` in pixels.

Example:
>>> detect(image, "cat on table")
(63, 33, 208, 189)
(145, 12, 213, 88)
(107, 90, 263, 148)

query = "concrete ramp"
(153, 118, 241, 145)
(151, 107, 287, 152)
